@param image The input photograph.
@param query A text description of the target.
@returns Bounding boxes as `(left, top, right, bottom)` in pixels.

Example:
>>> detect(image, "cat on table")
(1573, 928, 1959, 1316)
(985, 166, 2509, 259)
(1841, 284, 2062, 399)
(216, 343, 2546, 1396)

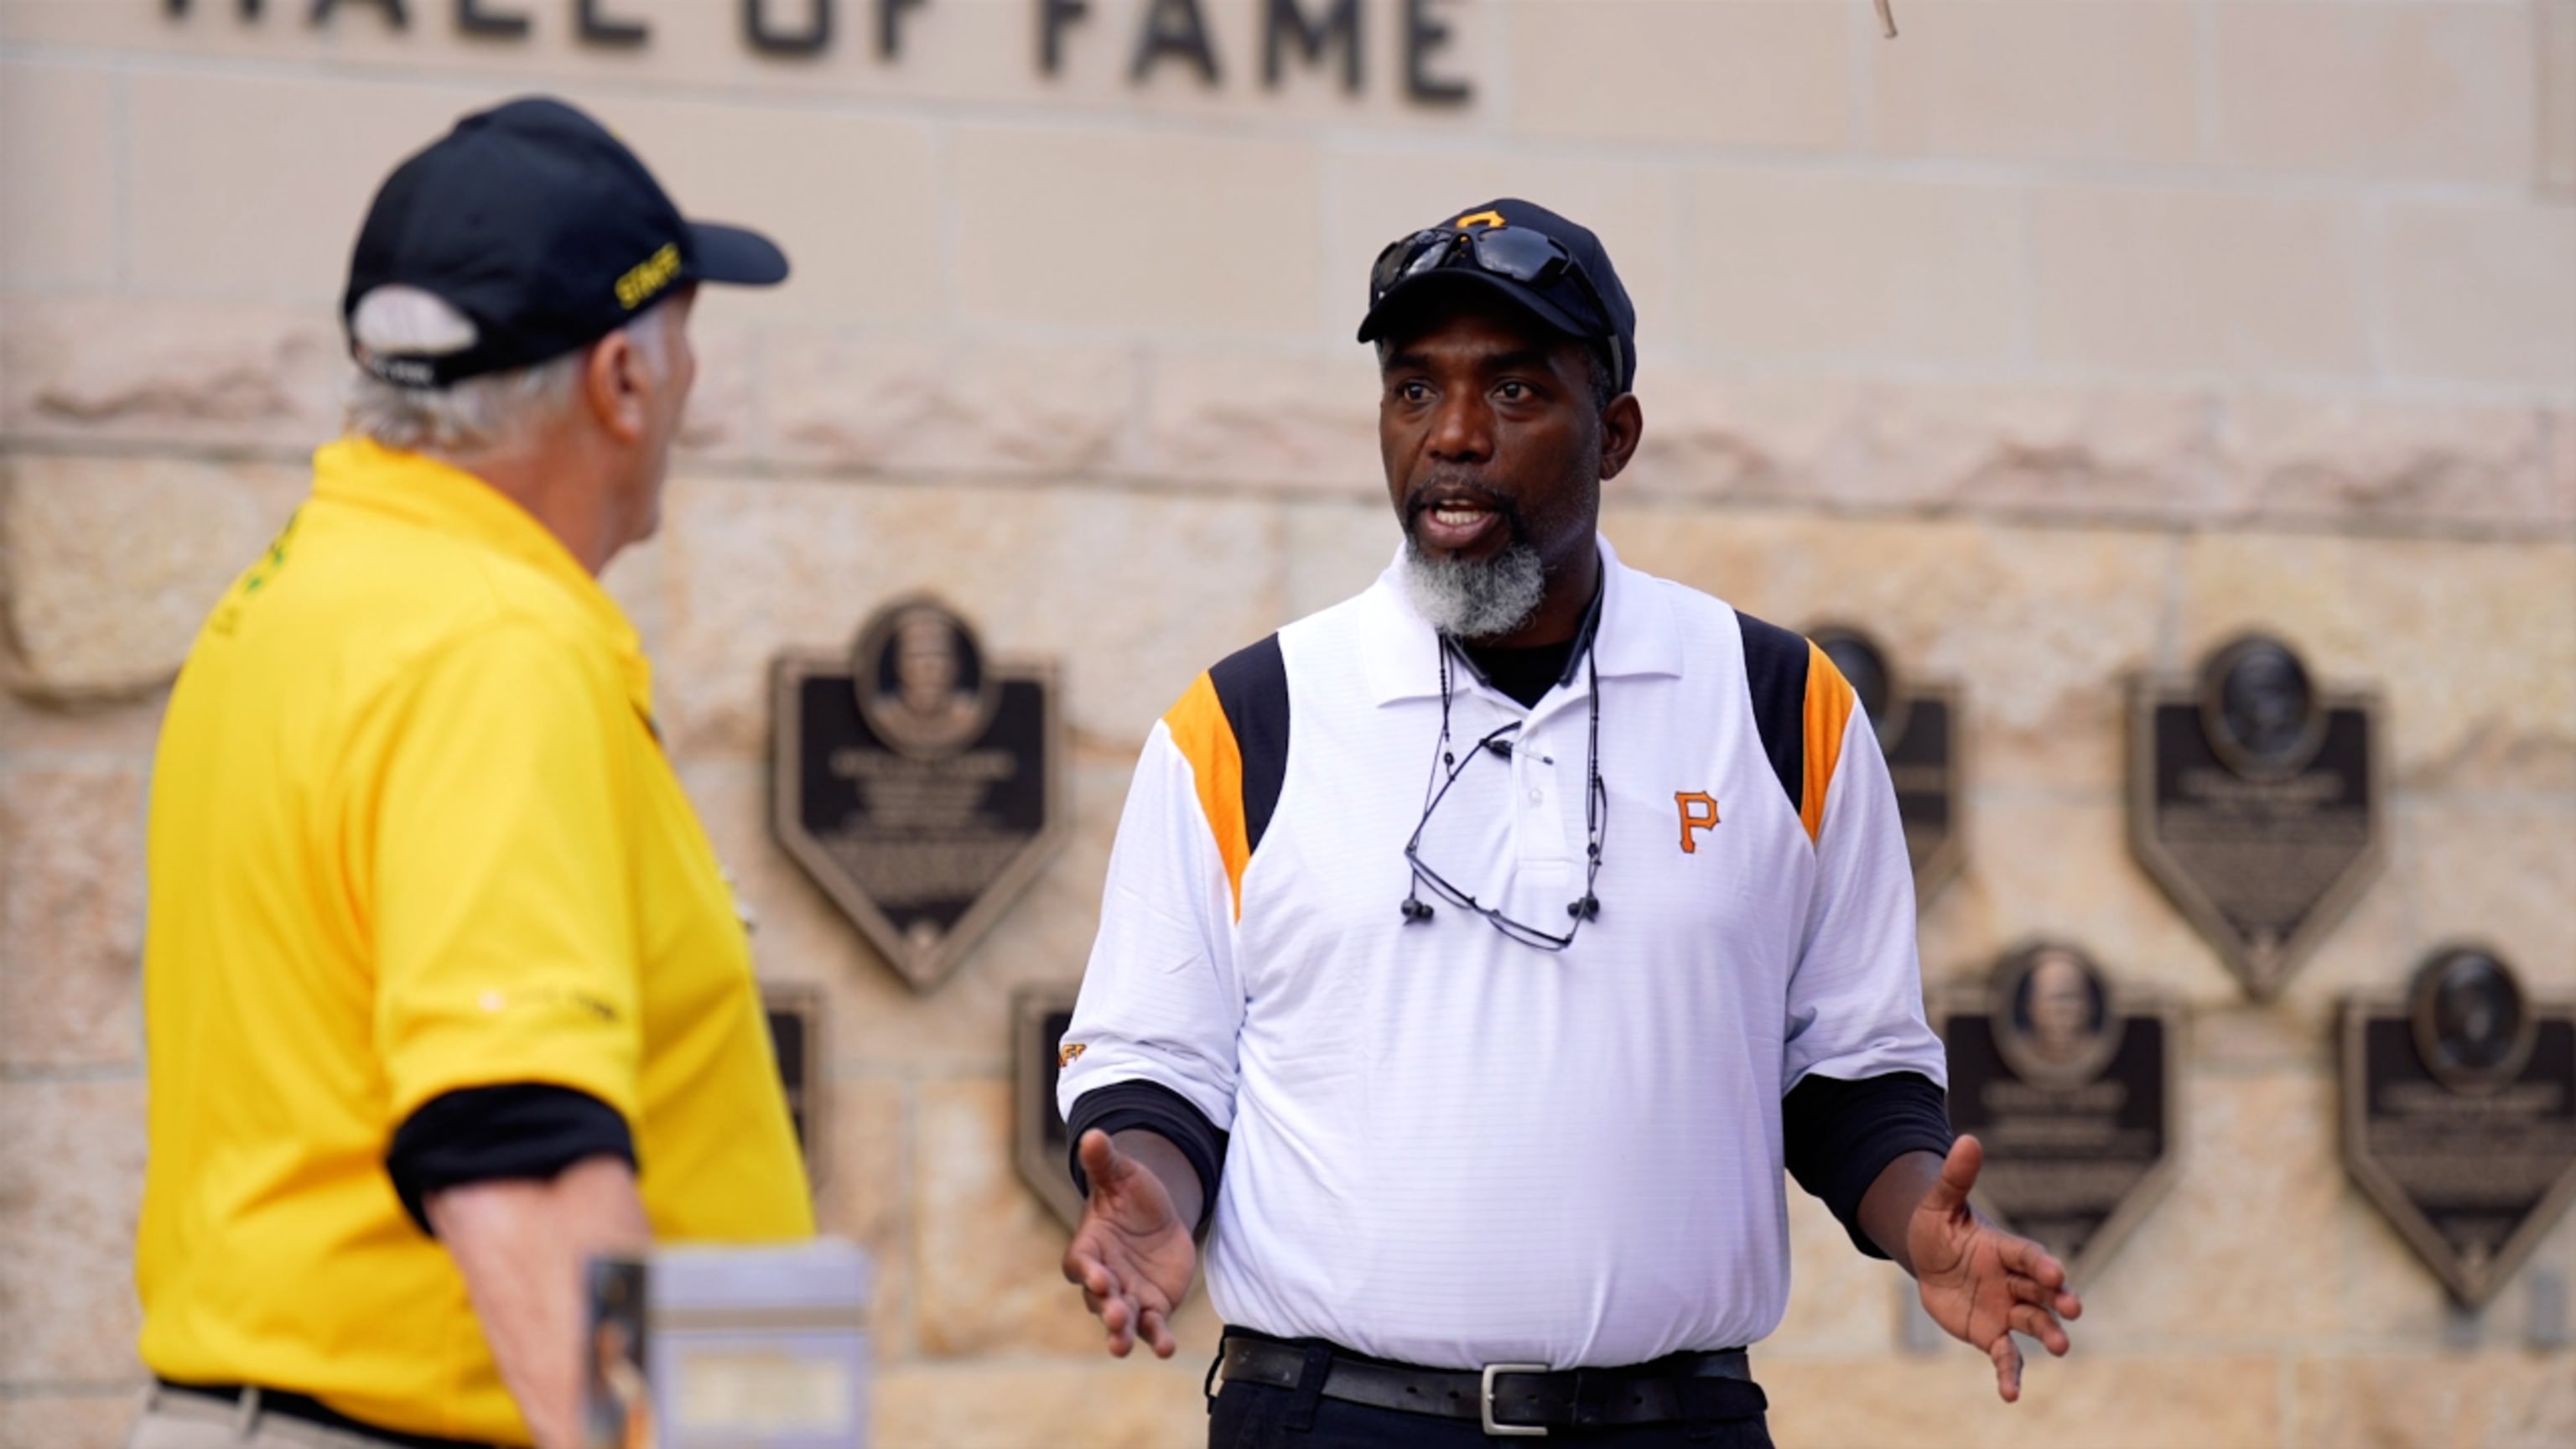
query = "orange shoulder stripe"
(1161, 671, 1250, 918)
(1800, 641, 1856, 846)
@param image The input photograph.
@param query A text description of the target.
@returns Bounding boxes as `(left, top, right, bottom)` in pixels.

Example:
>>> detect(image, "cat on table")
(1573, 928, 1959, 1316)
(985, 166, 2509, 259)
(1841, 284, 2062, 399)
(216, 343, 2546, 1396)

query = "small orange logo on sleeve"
(1057, 1042, 1087, 1067)
(1675, 792, 1720, 853)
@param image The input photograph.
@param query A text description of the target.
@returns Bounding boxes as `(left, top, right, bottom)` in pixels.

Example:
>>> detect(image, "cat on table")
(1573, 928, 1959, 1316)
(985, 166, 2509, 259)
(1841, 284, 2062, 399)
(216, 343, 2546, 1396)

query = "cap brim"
(689, 221, 790, 288)
(1356, 269, 1590, 346)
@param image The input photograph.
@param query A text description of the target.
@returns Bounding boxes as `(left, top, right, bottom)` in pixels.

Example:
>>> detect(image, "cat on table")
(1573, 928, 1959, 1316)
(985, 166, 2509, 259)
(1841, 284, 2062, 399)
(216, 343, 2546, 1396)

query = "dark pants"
(1207, 1362, 1774, 1449)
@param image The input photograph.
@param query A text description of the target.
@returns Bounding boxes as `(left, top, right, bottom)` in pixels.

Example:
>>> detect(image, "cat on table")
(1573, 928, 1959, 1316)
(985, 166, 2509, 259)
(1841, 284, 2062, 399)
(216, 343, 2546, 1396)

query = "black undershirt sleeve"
(384, 1083, 636, 1238)
(1781, 1070, 1956, 1259)
(1064, 1080, 1228, 1240)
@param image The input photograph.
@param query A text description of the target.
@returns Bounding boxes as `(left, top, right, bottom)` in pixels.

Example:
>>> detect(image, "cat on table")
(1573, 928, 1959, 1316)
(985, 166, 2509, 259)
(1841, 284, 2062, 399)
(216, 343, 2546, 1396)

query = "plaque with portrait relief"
(1937, 942, 2181, 1285)
(761, 984, 826, 1186)
(2129, 633, 2384, 1000)
(2341, 947, 2576, 1307)
(1810, 624, 1963, 906)
(1012, 984, 1088, 1232)
(771, 597, 1067, 992)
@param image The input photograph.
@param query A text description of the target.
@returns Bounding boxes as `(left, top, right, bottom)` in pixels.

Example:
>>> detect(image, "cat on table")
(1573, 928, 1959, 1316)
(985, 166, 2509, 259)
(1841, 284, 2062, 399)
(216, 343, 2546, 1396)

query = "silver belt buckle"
(1479, 1361, 1550, 1438)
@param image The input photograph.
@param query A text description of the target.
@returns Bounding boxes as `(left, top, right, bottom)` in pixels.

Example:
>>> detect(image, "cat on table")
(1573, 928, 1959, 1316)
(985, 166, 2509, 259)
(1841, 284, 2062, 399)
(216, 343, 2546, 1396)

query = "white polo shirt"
(1059, 538, 1943, 1369)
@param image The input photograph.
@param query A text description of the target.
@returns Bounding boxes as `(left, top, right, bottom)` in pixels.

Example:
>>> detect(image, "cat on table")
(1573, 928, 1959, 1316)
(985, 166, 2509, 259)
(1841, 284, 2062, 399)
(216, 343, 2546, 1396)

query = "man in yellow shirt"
(132, 96, 813, 1449)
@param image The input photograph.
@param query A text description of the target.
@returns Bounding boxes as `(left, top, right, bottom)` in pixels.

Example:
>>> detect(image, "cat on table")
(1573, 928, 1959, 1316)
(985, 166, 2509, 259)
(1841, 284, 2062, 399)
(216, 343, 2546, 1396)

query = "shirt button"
(1528, 788, 1545, 804)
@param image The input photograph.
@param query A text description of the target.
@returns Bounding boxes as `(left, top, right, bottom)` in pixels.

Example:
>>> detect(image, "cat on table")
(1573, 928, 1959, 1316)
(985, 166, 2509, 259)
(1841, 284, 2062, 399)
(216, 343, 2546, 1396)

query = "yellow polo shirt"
(136, 439, 813, 1445)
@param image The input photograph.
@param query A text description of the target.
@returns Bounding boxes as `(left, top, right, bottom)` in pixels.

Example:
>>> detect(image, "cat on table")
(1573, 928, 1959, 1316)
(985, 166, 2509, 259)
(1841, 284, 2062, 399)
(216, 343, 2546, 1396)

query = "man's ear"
(582, 330, 650, 445)
(1597, 393, 1644, 482)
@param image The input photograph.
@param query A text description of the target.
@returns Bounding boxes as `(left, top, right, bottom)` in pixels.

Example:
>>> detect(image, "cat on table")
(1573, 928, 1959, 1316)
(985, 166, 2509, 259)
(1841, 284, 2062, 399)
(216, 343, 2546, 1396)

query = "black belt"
(155, 1380, 504, 1449)
(1215, 1329, 1762, 1438)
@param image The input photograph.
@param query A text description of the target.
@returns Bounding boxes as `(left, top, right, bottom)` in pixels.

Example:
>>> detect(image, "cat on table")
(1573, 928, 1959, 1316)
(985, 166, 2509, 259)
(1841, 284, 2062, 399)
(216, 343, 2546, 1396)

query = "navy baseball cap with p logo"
(1357, 198, 1639, 394)
(342, 96, 788, 389)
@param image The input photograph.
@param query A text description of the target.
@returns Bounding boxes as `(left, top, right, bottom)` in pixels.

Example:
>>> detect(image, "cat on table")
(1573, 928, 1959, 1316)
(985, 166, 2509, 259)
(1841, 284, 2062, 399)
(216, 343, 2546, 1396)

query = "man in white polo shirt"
(1057, 200, 2081, 1446)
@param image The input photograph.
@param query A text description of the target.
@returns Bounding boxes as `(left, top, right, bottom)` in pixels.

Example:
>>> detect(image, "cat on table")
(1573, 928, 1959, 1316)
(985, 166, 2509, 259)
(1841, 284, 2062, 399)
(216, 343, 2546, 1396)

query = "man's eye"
(1497, 381, 1530, 401)
(1400, 381, 1431, 402)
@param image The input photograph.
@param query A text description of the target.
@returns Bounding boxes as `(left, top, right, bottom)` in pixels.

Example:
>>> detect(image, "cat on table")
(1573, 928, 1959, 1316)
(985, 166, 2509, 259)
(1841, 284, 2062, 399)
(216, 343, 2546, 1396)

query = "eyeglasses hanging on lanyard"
(1400, 642, 1607, 953)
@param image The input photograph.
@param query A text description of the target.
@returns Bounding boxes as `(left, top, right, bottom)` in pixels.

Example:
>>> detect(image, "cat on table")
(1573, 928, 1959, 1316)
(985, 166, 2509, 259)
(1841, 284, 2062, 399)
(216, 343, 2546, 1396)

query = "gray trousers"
(123, 1385, 423, 1449)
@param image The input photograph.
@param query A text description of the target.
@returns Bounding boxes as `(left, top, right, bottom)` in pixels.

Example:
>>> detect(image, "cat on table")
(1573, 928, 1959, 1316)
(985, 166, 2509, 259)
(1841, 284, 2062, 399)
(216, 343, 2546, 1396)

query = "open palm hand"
(1060, 1130, 1197, 1358)
(1907, 1135, 2083, 1401)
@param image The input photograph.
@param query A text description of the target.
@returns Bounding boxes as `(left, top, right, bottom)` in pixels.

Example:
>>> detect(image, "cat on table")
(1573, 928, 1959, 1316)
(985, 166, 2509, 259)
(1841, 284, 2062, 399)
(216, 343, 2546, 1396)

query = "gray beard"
(1401, 537, 1547, 641)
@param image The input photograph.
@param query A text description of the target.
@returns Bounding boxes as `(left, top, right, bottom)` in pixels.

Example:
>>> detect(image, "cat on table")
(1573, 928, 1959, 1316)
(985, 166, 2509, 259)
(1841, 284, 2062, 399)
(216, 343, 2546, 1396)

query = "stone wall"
(3, 3, 2573, 1445)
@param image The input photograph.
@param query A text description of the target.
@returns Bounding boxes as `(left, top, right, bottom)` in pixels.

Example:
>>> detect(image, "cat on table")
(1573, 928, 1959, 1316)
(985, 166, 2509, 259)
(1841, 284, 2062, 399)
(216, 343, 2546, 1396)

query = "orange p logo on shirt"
(1675, 792, 1720, 853)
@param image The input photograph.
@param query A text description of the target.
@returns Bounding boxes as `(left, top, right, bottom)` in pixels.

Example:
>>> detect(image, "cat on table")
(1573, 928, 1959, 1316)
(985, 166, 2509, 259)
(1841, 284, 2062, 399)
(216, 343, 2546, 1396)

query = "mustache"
(1402, 479, 1526, 535)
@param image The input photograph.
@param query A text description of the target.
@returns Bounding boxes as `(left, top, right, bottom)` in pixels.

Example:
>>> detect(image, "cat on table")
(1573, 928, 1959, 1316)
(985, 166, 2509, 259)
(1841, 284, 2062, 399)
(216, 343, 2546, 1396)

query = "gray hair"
(1402, 538, 1547, 640)
(344, 287, 677, 454)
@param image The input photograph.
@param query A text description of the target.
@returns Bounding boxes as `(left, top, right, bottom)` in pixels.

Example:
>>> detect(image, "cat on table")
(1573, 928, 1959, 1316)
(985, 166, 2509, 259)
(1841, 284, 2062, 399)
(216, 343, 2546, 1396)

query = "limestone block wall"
(3, 3, 2572, 1446)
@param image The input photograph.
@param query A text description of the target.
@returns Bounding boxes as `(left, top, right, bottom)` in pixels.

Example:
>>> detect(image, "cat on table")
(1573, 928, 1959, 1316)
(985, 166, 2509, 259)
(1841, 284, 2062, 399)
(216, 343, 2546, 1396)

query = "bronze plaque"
(762, 984, 826, 1185)
(2129, 633, 2384, 1000)
(772, 597, 1066, 992)
(1013, 984, 1087, 1231)
(1937, 942, 2181, 1284)
(1811, 624, 1963, 906)
(2341, 947, 2576, 1307)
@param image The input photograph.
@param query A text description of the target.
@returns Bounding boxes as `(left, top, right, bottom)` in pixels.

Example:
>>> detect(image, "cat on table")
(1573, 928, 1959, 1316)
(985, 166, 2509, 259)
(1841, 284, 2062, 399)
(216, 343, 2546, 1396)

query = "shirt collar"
(1358, 534, 1684, 707)
(309, 438, 655, 717)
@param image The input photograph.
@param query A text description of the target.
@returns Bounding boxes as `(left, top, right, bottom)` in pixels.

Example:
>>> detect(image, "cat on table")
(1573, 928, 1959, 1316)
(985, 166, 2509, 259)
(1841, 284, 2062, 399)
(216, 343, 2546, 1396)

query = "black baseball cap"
(1356, 198, 1638, 394)
(343, 96, 787, 389)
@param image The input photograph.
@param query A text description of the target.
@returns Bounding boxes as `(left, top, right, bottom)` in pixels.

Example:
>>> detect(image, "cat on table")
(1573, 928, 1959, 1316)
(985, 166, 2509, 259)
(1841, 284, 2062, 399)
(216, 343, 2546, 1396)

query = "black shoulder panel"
(1208, 633, 1291, 854)
(1736, 610, 1809, 818)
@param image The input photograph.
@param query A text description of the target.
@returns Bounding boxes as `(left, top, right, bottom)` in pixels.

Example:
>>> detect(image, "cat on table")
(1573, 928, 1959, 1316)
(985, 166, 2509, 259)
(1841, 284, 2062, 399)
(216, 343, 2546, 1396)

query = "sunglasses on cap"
(1368, 226, 1621, 369)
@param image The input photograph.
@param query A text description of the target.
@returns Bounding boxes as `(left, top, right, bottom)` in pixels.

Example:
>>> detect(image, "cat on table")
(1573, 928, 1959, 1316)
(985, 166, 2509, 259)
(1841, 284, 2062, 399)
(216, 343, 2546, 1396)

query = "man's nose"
(1426, 392, 1493, 463)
